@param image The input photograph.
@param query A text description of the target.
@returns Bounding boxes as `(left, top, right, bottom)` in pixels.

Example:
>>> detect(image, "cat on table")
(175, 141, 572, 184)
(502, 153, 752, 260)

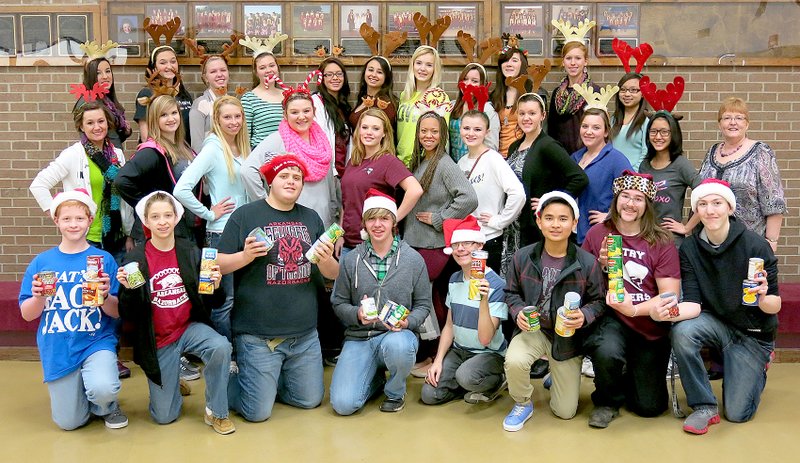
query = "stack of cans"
(378, 300, 409, 327)
(82, 255, 104, 307)
(607, 235, 624, 303)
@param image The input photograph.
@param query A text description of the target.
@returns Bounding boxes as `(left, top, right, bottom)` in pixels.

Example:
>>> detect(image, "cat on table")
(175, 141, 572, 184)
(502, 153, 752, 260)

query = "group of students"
(20, 32, 784, 437)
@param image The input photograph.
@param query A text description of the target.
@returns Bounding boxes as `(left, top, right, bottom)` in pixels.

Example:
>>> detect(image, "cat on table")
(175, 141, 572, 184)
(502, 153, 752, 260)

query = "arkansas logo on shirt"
(150, 267, 189, 309)
(265, 222, 312, 285)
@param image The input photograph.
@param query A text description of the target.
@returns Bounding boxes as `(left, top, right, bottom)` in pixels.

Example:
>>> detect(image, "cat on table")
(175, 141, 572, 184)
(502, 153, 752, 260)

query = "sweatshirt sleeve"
(29, 147, 73, 212)
(405, 256, 432, 331)
(241, 144, 270, 202)
(173, 140, 216, 222)
(189, 96, 210, 153)
(484, 102, 501, 151)
(578, 256, 606, 327)
(679, 243, 702, 305)
(487, 154, 526, 230)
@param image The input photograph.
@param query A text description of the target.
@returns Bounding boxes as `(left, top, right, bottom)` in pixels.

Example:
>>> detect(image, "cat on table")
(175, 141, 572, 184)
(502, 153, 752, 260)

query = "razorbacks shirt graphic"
(265, 222, 313, 285)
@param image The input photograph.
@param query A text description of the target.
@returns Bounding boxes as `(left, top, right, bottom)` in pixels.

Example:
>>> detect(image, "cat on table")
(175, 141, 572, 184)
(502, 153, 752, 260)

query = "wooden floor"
(4, 360, 800, 462)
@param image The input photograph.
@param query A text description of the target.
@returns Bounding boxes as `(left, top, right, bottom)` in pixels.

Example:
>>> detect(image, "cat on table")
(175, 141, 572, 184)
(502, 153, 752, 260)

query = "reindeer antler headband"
(144, 17, 182, 62)
(413, 13, 451, 47)
(458, 81, 491, 112)
(551, 19, 596, 44)
(70, 82, 110, 105)
(239, 32, 288, 59)
(136, 69, 181, 106)
(612, 38, 653, 74)
(639, 75, 685, 112)
(80, 40, 119, 61)
(505, 60, 552, 96)
(184, 33, 241, 65)
(573, 83, 620, 113)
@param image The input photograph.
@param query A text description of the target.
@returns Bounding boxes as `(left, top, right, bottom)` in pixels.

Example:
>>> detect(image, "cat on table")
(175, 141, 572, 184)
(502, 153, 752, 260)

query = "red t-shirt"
(340, 154, 412, 246)
(145, 241, 192, 348)
(582, 222, 680, 340)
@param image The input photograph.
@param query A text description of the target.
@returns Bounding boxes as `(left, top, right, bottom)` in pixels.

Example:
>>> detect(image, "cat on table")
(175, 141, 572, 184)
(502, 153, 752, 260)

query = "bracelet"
(631, 305, 639, 317)
(766, 237, 778, 244)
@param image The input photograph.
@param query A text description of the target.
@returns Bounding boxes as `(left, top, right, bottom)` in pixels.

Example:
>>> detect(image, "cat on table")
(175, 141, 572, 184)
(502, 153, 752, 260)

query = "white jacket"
(312, 93, 352, 165)
(30, 141, 134, 235)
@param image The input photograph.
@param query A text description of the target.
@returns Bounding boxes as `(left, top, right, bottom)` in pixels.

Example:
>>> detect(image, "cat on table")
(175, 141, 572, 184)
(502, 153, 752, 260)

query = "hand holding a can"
(605, 289, 633, 315)
(311, 238, 335, 264)
(561, 306, 585, 329)
(116, 267, 131, 289)
(651, 292, 678, 321)
(358, 295, 378, 325)
(382, 317, 408, 332)
(208, 264, 223, 290)
(243, 236, 270, 261)
(31, 274, 46, 298)
(750, 271, 769, 299)
(97, 273, 112, 302)
(516, 310, 532, 331)
(476, 278, 490, 299)
(597, 236, 610, 269)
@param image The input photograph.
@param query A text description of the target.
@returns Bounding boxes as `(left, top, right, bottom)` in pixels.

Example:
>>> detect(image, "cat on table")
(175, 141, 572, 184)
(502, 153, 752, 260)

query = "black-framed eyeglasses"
(619, 88, 641, 94)
(323, 72, 344, 79)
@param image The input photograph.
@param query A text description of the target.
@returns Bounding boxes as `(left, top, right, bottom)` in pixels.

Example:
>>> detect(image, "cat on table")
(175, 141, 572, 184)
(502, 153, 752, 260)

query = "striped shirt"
(446, 268, 508, 354)
(242, 91, 283, 149)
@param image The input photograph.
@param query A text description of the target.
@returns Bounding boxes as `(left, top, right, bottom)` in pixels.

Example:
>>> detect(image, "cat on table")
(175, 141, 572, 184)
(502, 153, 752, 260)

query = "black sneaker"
(529, 359, 549, 378)
(588, 406, 619, 429)
(379, 397, 405, 412)
(117, 360, 131, 379)
(180, 356, 201, 381)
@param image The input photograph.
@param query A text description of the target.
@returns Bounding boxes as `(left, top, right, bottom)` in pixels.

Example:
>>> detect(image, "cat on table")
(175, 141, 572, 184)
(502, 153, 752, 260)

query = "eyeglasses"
(453, 241, 478, 249)
(720, 115, 747, 123)
(323, 72, 344, 79)
(619, 88, 640, 94)
(648, 129, 671, 138)
(619, 192, 646, 206)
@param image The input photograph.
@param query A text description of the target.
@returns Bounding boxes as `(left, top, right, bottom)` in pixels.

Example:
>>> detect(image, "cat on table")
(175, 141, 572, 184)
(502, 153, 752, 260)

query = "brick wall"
(1, 64, 798, 281)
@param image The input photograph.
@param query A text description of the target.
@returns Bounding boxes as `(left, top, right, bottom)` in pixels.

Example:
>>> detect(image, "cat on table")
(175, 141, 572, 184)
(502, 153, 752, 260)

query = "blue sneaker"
(542, 372, 552, 390)
(503, 401, 534, 432)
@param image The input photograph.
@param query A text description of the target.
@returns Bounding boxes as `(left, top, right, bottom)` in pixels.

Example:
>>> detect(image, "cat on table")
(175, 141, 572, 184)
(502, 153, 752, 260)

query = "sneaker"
(411, 358, 432, 378)
(530, 359, 549, 378)
(379, 397, 405, 412)
(205, 407, 235, 435)
(588, 406, 619, 428)
(117, 360, 131, 379)
(666, 356, 680, 379)
(581, 357, 595, 378)
(682, 407, 720, 435)
(542, 372, 552, 390)
(229, 360, 239, 375)
(323, 355, 339, 367)
(103, 408, 129, 429)
(464, 378, 508, 404)
(503, 401, 534, 432)
(180, 356, 201, 381)
(179, 378, 191, 396)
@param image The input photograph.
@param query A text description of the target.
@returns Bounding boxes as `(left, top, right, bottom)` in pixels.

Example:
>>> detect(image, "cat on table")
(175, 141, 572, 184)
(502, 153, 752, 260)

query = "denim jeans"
(46, 349, 120, 430)
(421, 347, 504, 405)
(671, 311, 773, 422)
(330, 330, 418, 416)
(583, 315, 671, 417)
(206, 231, 234, 342)
(148, 323, 232, 424)
(228, 330, 324, 422)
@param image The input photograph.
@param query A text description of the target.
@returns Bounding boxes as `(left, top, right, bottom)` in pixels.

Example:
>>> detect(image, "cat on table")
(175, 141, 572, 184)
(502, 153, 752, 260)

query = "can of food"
(660, 291, 679, 318)
(39, 270, 58, 297)
(522, 306, 540, 332)
(123, 262, 146, 289)
(609, 278, 625, 303)
(199, 247, 218, 295)
(248, 227, 275, 251)
(361, 297, 379, 320)
(606, 235, 623, 258)
(742, 279, 760, 306)
(554, 306, 575, 337)
(563, 292, 581, 311)
(82, 278, 104, 307)
(86, 255, 104, 279)
(306, 223, 345, 263)
(468, 250, 488, 300)
(380, 300, 409, 327)
(608, 256, 624, 280)
(747, 258, 765, 280)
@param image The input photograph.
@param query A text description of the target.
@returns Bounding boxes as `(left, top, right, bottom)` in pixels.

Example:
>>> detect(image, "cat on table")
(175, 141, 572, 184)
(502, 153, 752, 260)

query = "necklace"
(719, 141, 745, 157)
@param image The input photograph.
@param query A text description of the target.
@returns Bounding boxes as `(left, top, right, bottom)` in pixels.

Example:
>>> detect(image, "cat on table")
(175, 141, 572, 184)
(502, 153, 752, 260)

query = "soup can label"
(522, 306, 540, 332)
(747, 258, 765, 280)
(468, 250, 488, 300)
(86, 255, 104, 279)
(379, 300, 409, 327)
(82, 279, 104, 307)
(123, 262, 146, 289)
(606, 235, 623, 258)
(660, 291, 679, 318)
(742, 279, 760, 306)
(306, 223, 344, 263)
(608, 256, 624, 280)
(248, 227, 275, 251)
(554, 306, 575, 337)
(609, 278, 625, 303)
(361, 297, 379, 320)
(39, 271, 58, 297)
(199, 248, 218, 294)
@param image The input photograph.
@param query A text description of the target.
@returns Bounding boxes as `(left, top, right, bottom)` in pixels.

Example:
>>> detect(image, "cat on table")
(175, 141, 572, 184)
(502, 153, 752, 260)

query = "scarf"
(554, 69, 593, 116)
(278, 119, 332, 182)
(103, 98, 132, 140)
(82, 134, 123, 247)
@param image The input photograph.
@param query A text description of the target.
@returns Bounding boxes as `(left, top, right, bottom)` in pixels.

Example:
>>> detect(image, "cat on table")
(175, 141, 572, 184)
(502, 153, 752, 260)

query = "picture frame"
(21, 15, 52, 56)
(502, 4, 544, 39)
(196, 39, 229, 55)
(147, 38, 186, 57)
(119, 44, 141, 58)
(340, 4, 379, 38)
(520, 38, 544, 57)
(57, 14, 89, 57)
(292, 38, 331, 56)
(292, 4, 332, 39)
(194, 4, 234, 38)
(392, 38, 422, 56)
(341, 38, 374, 57)
(597, 3, 639, 39)
(387, 4, 428, 35)
(0, 15, 17, 56)
(552, 38, 590, 57)
(435, 4, 478, 56)
(243, 4, 283, 55)
(145, 3, 187, 37)
(551, 3, 592, 32)
(598, 37, 636, 56)
(114, 15, 143, 45)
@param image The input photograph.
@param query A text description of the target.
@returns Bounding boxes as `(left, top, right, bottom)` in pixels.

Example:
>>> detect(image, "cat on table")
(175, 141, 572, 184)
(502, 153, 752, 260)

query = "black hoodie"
(679, 217, 780, 342)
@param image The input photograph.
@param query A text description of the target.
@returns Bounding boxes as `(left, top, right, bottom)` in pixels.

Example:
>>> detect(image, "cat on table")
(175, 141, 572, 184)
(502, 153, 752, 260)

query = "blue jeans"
(46, 349, 120, 430)
(148, 323, 232, 424)
(228, 330, 324, 422)
(671, 311, 773, 422)
(206, 231, 234, 342)
(330, 330, 418, 416)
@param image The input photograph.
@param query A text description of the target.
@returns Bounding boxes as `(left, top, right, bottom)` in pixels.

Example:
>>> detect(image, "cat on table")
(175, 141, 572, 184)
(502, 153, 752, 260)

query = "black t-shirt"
(218, 200, 325, 338)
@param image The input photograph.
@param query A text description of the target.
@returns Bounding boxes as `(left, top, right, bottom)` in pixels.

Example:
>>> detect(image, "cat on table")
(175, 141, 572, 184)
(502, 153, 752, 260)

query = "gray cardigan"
(332, 239, 432, 341)
(403, 155, 478, 249)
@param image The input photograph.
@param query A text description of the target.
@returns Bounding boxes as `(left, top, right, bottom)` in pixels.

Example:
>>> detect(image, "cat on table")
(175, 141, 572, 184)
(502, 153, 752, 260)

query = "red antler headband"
(639, 75, 685, 112)
(281, 70, 322, 107)
(612, 38, 653, 74)
(458, 81, 492, 112)
(69, 82, 110, 103)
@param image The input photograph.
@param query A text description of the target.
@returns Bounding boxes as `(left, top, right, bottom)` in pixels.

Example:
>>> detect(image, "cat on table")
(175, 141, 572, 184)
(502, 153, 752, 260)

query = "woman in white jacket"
(30, 100, 134, 260)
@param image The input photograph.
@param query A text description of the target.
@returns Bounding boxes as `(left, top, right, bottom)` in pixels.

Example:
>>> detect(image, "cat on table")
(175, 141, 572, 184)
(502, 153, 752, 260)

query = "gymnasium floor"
(3, 361, 799, 463)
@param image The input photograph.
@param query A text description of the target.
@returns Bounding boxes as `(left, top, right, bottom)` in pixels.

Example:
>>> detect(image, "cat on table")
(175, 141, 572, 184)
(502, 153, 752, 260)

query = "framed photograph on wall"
(551, 3, 592, 29)
(194, 4, 234, 38)
(293, 38, 331, 56)
(292, 4, 332, 38)
(387, 4, 427, 35)
(0, 16, 17, 56)
(145, 4, 187, 36)
(57, 14, 89, 56)
(243, 5, 283, 54)
(598, 37, 636, 56)
(502, 4, 544, 56)
(436, 4, 478, 56)
(114, 15, 143, 45)
(340, 4, 379, 38)
(597, 4, 639, 39)
(551, 38, 590, 57)
(147, 38, 186, 57)
(21, 15, 52, 56)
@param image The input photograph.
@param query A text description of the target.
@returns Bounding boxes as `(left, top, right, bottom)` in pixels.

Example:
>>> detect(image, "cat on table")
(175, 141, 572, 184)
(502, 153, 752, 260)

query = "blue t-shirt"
(446, 268, 509, 354)
(19, 246, 119, 382)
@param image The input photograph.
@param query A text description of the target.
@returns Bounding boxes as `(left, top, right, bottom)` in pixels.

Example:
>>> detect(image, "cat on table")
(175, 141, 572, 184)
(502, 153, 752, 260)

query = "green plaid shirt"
(365, 236, 399, 282)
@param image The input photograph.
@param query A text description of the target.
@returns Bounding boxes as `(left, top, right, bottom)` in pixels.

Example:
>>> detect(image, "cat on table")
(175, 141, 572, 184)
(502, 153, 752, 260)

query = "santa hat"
(135, 191, 185, 239)
(690, 178, 736, 213)
(535, 191, 580, 219)
(612, 170, 657, 201)
(259, 154, 308, 186)
(50, 188, 97, 219)
(443, 216, 485, 255)
(360, 189, 398, 240)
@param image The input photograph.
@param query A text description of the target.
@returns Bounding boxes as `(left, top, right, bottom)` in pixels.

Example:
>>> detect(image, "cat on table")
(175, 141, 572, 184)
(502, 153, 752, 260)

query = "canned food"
(606, 235, 623, 258)
(248, 227, 275, 251)
(609, 278, 625, 303)
(522, 306, 540, 332)
(608, 256, 624, 280)
(379, 300, 409, 327)
(361, 297, 378, 320)
(563, 292, 581, 311)
(123, 262, 146, 289)
(39, 271, 58, 297)
(199, 248, 218, 295)
(660, 291, 679, 318)
(554, 307, 575, 337)
(468, 250, 488, 301)
(86, 255, 104, 279)
(306, 223, 345, 263)
(747, 258, 765, 280)
(82, 278, 104, 307)
(742, 279, 760, 306)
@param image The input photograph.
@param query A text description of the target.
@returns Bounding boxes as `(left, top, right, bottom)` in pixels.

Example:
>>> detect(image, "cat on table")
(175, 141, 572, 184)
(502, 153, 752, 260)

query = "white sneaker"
(581, 357, 595, 378)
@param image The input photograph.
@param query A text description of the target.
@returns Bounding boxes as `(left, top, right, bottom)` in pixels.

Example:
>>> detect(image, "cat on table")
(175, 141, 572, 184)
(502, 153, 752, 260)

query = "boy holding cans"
(330, 189, 432, 414)
(503, 192, 606, 432)
(117, 191, 234, 434)
(581, 170, 680, 428)
(19, 189, 127, 430)
(421, 216, 509, 406)
(667, 179, 780, 435)
(216, 155, 339, 423)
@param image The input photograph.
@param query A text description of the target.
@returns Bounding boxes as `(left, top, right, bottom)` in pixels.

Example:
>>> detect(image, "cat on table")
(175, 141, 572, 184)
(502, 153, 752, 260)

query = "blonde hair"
(401, 46, 443, 101)
(717, 97, 749, 121)
(145, 95, 193, 162)
(201, 56, 228, 87)
(362, 207, 398, 235)
(210, 96, 251, 181)
(350, 109, 396, 166)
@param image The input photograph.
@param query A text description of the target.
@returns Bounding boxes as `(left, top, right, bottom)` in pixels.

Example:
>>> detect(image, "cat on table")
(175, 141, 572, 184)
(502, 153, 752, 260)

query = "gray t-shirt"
(639, 155, 700, 223)
(538, 251, 565, 308)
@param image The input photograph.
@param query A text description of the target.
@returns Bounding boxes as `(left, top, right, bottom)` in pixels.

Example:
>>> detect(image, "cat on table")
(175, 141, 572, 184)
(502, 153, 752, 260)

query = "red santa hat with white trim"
(442, 216, 486, 255)
(690, 178, 736, 213)
(360, 188, 398, 240)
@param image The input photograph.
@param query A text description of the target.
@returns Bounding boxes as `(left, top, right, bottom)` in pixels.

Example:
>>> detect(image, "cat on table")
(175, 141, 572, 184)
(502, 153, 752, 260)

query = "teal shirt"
(611, 122, 648, 171)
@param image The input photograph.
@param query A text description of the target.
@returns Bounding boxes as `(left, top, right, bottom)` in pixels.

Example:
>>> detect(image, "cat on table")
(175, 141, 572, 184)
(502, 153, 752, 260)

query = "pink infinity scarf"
(278, 120, 332, 182)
